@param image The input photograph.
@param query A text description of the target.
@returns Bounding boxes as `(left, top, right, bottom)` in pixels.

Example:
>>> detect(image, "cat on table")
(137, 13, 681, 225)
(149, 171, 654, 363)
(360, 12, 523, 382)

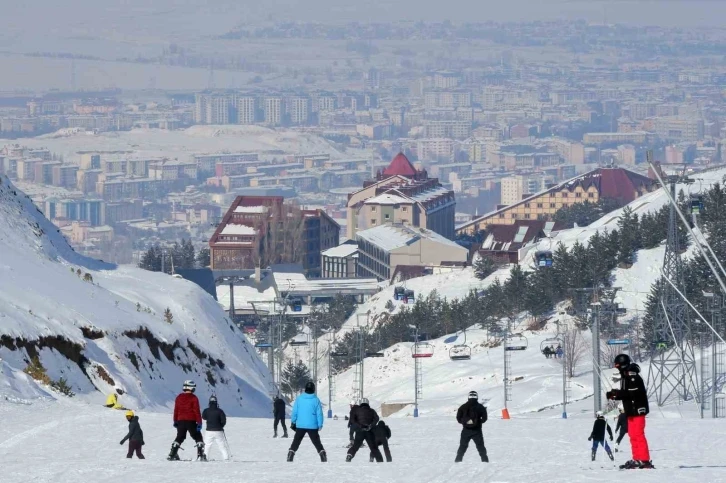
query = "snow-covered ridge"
(0, 175, 272, 416)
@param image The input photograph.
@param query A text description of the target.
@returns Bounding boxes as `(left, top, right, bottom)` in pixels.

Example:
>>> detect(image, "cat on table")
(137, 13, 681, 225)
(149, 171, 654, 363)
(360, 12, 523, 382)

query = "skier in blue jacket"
(287, 381, 327, 462)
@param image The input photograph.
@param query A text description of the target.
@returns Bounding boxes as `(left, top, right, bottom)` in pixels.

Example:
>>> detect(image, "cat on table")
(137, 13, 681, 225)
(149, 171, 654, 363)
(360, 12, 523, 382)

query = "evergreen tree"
(473, 255, 496, 280)
(182, 239, 196, 268)
(139, 244, 162, 272)
(616, 206, 640, 266)
(196, 247, 211, 268)
(164, 307, 174, 324)
(280, 360, 312, 398)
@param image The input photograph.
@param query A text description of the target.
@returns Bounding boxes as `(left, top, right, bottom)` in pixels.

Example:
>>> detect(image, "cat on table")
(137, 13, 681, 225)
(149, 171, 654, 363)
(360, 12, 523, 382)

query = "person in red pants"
(606, 353, 654, 470)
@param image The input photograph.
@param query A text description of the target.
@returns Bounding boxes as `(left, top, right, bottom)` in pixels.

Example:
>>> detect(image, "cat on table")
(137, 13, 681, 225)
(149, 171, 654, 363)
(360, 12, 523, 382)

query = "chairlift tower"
(647, 171, 699, 406)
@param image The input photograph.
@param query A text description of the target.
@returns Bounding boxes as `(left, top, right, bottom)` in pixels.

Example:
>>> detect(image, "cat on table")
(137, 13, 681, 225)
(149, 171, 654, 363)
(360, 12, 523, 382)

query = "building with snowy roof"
(456, 167, 658, 235)
(346, 152, 456, 241)
(356, 223, 468, 281)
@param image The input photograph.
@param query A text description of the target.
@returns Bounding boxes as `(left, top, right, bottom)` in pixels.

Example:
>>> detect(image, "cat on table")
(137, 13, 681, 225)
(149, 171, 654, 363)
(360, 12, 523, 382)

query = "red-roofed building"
(346, 153, 456, 240)
(457, 167, 658, 235)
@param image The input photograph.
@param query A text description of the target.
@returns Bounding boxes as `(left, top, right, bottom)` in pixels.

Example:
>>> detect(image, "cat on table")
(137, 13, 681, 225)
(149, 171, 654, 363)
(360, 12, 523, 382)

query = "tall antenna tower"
(646, 151, 698, 405)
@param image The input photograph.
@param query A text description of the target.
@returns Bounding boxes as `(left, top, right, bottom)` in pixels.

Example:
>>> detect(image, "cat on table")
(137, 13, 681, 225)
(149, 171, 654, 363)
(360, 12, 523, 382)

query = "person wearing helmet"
(614, 406, 628, 452)
(273, 395, 288, 438)
(455, 391, 488, 463)
(119, 410, 145, 459)
(203, 395, 230, 461)
(287, 381, 327, 463)
(346, 398, 384, 462)
(588, 411, 614, 462)
(168, 380, 205, 461)
(606, 354, 653, 469)
(347, 399, 359, 448)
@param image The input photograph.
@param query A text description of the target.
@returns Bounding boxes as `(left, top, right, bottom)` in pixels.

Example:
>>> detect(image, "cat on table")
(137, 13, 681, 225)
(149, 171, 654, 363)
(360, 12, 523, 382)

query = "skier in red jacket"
(168, 380, 206, 461)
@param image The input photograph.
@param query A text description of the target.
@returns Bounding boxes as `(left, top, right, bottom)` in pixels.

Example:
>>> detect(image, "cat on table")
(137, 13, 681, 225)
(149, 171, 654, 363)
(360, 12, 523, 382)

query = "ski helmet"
(304, 381, 315, 394)
(468, 391, 478, 400)
(360, 397, 369, 405)
(209, 395, 217, 404)
(613, 353, 631, 369)
(183, 380, 196, 392)
(125, 410, 135, 419)
(596, 410, 603, 418)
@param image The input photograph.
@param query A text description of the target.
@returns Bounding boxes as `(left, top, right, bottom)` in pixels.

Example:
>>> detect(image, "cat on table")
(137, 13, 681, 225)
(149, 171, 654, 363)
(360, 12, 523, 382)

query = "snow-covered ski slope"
(1, 397, 724, 483)
(0, 175, 272, 415)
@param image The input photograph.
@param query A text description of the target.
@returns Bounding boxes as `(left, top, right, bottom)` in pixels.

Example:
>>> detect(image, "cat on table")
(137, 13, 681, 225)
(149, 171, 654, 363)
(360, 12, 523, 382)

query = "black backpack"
(463, 404, 480, 429)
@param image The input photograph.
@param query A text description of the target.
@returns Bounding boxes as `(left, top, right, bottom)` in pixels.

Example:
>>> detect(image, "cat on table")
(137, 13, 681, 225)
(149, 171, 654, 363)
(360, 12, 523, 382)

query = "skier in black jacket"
(120, 410, 145, 459)
(347, 400, 359, 448)
(202, 395, 230, 460)
(345, 398, 384, 462)
(455, 391, 488, 462)
(273, 395, 288, 438)
(369, 420, 392, 462)
(614, 407, 628, 451)
(588, 411, 614, 462)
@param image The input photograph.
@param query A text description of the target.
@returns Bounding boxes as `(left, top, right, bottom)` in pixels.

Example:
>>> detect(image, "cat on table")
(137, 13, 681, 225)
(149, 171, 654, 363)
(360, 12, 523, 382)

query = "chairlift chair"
(411, 342, 434, 358)
(330, 351, 349, 357)
(394, 286, 405, 301)
(291, 299, 303, 312)
(449, 345, 472, 361)
(290, 333, 309, 347)
(404, 289, 415, 304)
(255, 341, 273, 349)
(365, 351, 385, 358)
(690, 194, 704, 215)
(535, 250, 553, 268)
(505, 334, 528, 351)
(540, 338, 561, 354)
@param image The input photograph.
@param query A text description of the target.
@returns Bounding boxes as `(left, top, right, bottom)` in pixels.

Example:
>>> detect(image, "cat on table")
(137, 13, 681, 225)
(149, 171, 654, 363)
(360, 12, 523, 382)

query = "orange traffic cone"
(501, 408, 510, 419)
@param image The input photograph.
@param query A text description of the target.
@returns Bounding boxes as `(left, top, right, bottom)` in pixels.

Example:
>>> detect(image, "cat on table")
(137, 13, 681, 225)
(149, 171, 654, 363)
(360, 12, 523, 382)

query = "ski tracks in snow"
(0, 419, 60, 451)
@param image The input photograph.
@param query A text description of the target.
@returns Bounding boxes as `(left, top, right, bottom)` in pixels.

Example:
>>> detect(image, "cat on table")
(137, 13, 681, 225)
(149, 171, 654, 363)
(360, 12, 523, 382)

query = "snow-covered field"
(0, 175, 273, 415)
(1, 125, 352, 164)
(0, 397, 724, 483)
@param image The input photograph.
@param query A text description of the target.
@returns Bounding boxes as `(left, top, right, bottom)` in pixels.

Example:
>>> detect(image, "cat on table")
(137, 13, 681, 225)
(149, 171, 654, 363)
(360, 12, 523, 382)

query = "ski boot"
(614, 444, 619, 453)
(482, 454, 489, 463)
(167, 442, 181, 461)
(591, 449, 597, 462)
(196, 442, 207, 461)
(639, 460, 655, 469)
(619, 460, 638, 470)
(345, 454, 353, 462)
(282, 431, 289, 438)
(607, 451, 614, 462)
(273, 431, 278, 438)
(319, 450, 327, 462)
(454, 455, 463, 463)
(369, 455, 375, 463)
(286, 450, 295, 462)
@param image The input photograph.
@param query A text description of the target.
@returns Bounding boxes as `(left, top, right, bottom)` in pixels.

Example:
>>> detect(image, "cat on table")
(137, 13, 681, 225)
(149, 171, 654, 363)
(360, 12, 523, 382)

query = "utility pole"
(591, 301, 602, 414)
(327, 339, 334, 418)
(562, 330, 568, 419)
(503, 321, 512, 417)
(413, 326, 422, 418)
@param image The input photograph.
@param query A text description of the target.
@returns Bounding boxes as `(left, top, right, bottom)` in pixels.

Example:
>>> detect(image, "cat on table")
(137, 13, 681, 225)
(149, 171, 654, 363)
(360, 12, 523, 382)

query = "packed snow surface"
(0, 398, 724, 483)
(0, 174, 273, 415)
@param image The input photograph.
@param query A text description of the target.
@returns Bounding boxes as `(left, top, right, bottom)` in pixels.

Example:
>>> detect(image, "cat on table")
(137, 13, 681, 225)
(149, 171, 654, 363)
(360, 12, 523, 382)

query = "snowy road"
(2, 401, 726, 483)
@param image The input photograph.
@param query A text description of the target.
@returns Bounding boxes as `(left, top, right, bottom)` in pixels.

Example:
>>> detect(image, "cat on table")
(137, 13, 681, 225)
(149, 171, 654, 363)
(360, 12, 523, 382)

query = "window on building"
(524, 203, 530, 208)
(524, 213, 531, 219)
(498, 213, 505, 219)
(402, 206, 408, 212)
(371, 219, 376, 225)
(549, 192, 556, 198)
(575, 192, 582, 198)
(537, 203, 543, 208)
(561, 192, 568, 198)
(384, 214, 390, 220)
(371, 206, 376, 212)
(588, 193, 595, 198)
(511, 213, 518, 219)
(550, 203, 556, 208)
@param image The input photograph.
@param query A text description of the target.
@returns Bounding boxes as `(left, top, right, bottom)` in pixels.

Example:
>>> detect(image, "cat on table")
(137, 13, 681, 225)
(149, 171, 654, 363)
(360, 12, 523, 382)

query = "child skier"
(369, 420, 392, 462)
(588, 411, 614, 462)
(614, 406, 628, 452)
(203, 395, 230, 461)
(346, 398, 384, 462)
(119, 410, 145, 459)
(168, 380, 206, 461)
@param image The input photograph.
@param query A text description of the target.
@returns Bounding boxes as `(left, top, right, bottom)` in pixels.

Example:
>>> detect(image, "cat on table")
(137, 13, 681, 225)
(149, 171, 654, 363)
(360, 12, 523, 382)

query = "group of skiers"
(116, 353, 652, 470)
(543, 345, 563, 359)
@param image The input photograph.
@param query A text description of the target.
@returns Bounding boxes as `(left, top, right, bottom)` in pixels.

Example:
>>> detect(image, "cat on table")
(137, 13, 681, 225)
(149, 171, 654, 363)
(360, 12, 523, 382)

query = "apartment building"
(264, 96, 284, 126)
(423, 120, 472, 139)
(51, 165, 79, 188)
(356, 223, 467, 281)
(654, 117, 705, 142)
(287, 96, 311, 125)
(234, 95, 257, 124)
